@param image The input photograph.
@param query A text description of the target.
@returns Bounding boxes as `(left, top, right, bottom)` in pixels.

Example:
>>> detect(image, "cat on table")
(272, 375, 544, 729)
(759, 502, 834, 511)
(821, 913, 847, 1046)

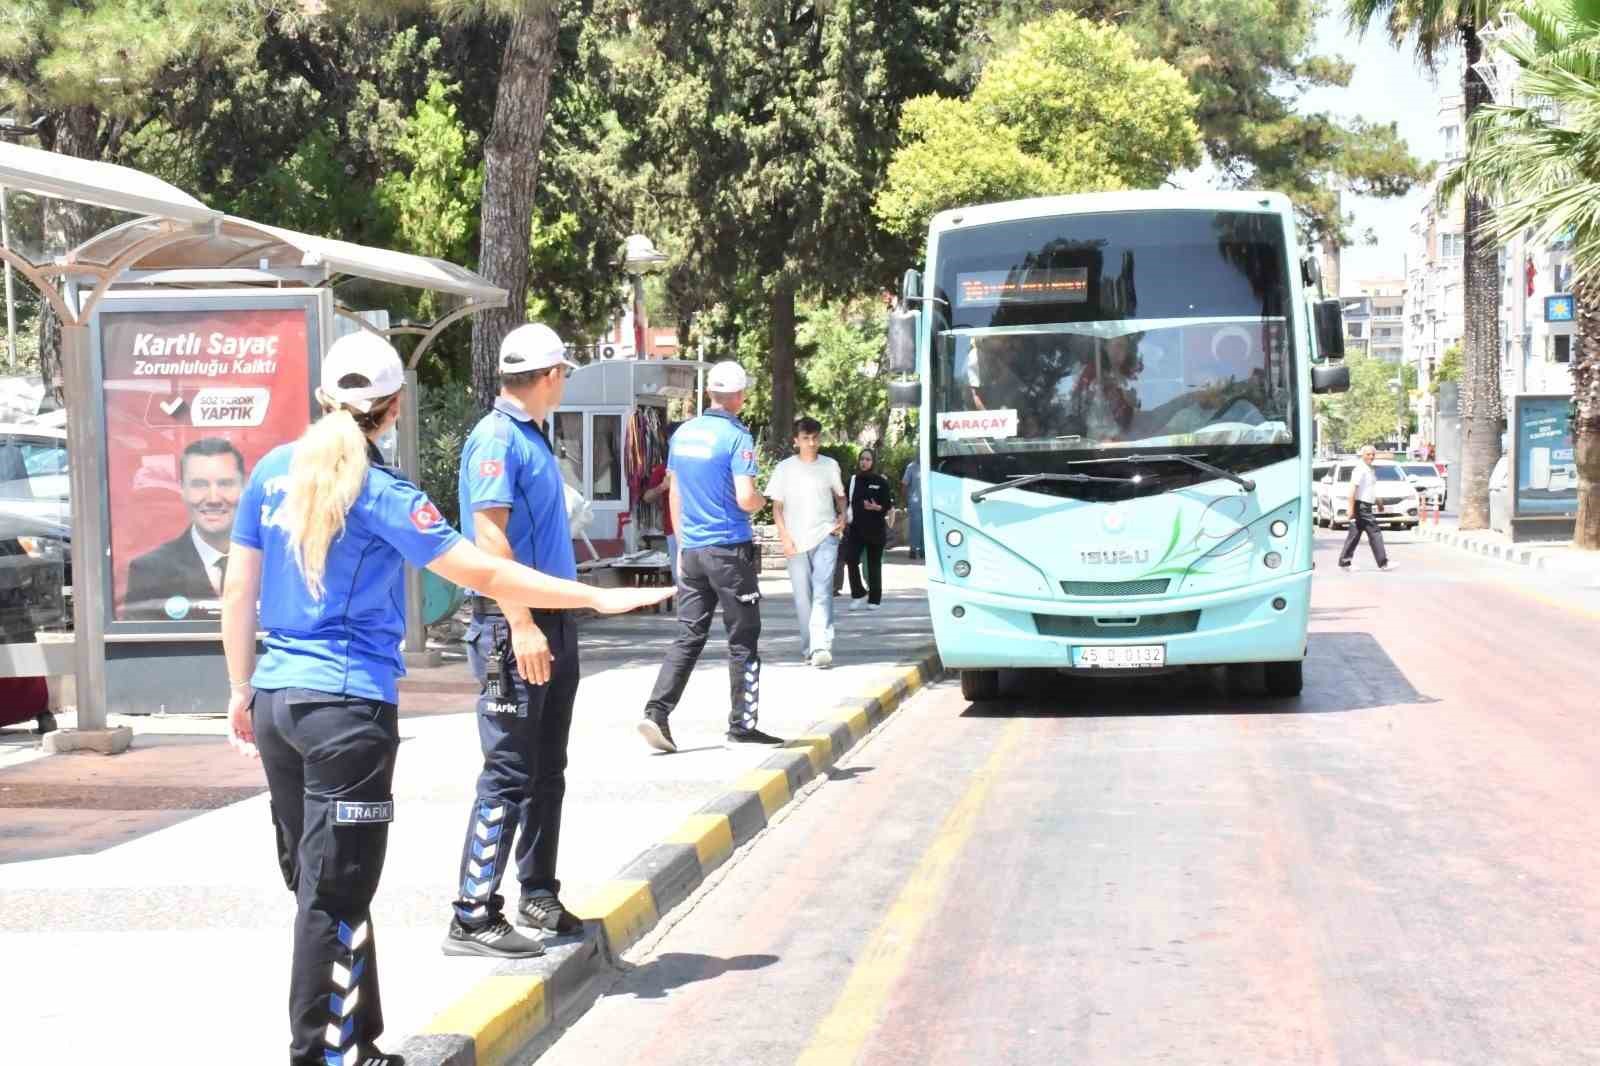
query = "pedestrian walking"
(844, 448, 895, 611)
(643, 423, 679, 584)
(901, 455, 925, 560)
(221, 331, 669, 1066)
(767, 416, 846, 669)
(1339, 444, 1392, 571)
(638, 360, 780, 752)
(443, 324, 594, 960)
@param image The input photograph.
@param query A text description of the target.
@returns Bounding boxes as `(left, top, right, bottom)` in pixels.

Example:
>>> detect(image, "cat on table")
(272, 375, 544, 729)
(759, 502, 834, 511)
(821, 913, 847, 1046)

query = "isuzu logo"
(1102, 508, 1126, 532)
(1080, 548, 1151, 565)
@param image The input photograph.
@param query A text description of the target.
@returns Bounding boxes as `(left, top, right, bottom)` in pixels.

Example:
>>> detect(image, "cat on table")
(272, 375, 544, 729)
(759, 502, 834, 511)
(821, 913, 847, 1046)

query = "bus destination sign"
(956, 267, 1089, 307)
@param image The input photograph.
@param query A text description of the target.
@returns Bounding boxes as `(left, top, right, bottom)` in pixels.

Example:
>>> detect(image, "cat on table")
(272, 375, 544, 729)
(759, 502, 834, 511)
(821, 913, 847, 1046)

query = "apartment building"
(1346, 278, 1406, 363)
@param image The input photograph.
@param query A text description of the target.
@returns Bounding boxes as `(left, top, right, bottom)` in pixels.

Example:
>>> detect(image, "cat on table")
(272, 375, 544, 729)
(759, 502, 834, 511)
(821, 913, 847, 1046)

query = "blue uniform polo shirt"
(669, 409, 760, 549)
(232, 443, 461, 704)
(458, 397, 577, 582)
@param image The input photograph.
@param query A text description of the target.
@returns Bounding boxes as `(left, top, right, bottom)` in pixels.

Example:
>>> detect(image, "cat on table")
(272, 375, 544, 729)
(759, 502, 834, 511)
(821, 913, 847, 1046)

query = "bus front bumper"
(927, 569, 1312, 670)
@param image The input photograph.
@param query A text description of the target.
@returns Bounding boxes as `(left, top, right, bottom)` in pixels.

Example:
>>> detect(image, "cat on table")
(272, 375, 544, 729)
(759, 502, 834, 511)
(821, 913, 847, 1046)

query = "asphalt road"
(534, 528, 1600, 1066)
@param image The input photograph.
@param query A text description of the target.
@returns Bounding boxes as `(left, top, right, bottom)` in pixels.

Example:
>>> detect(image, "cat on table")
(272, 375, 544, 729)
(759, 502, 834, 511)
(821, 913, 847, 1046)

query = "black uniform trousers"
(254, 687, 399, 1066)
(452, 609, 579, 928)
(644, 542, 762, 730)
(845, 535, 886, 605)
(1339, 501, 1390, 568)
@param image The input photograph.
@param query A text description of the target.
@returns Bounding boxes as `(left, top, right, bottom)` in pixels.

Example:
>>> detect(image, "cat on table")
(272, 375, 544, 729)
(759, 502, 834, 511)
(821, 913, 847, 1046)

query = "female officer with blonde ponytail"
(221, 331, 670, 1066)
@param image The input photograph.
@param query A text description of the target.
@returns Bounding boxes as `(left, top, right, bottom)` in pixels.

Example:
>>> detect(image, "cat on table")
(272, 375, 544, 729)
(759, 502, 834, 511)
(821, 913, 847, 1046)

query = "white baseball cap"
(500, 323, 578, 375)
(320, 331, 404, 413)
(706, 360, 750, 393)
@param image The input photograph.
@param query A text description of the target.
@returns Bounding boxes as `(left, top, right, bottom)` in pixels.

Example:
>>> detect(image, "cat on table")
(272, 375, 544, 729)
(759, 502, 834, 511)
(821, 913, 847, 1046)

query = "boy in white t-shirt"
(766, 416, 847, 668)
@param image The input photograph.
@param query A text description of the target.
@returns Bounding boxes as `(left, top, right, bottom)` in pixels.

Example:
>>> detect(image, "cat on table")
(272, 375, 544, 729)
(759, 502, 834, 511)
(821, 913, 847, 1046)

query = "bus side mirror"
(1314, 298, 1345, 359)
(888, 380, 921, 409)
(887, 306, 919, 374)
(1312, 363, 1350, 394)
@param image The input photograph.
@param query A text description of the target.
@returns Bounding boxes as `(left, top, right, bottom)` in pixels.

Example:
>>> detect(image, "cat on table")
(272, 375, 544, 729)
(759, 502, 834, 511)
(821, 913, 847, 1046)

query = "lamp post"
(621, 234, 668, 359)
(1389, 376, 1406, 454)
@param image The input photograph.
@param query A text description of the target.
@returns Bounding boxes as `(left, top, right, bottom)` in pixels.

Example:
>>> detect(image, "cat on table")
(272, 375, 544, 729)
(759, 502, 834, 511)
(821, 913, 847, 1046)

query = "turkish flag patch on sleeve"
(411, 501, 443, 531)
(741, 449, 755, 462)
(479, 459, 503, 478)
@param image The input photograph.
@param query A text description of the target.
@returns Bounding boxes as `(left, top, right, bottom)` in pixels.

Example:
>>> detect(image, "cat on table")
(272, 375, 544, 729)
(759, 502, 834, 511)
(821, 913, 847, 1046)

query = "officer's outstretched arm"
(428, 540, 672, 615)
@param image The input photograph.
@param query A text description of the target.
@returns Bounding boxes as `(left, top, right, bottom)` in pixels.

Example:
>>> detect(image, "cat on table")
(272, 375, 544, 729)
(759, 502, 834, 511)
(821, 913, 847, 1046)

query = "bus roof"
(929, 190, 1294, 235)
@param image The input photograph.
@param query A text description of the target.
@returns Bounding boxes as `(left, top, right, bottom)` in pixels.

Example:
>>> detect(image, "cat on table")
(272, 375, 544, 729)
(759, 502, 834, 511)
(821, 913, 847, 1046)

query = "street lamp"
(621, 233, 668, 359)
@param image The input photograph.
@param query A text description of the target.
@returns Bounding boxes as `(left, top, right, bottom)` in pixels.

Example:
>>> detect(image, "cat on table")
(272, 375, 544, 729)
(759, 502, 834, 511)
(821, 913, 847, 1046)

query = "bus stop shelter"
(0, 141, 505, 750)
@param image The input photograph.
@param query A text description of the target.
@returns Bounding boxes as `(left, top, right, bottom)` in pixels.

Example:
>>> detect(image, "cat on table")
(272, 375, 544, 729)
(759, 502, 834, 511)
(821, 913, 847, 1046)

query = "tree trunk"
(1572, 276, 1600, 549)
(468, 2, 560, 413)
(1456, 26, 1504, 531)
(36, 106, 103, 403)
(768, 278, 797, 459)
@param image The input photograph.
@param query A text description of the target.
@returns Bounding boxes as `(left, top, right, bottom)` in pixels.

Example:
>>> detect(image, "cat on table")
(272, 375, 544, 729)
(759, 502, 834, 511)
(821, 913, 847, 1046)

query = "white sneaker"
(811, 649, 833, 669)
(866, 602, 882, 611)
(849, 598, 867, 612)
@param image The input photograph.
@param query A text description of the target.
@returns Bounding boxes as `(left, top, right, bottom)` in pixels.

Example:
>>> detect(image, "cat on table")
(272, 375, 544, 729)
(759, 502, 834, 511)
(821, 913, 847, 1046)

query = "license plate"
(1072, 644, 1166, 669)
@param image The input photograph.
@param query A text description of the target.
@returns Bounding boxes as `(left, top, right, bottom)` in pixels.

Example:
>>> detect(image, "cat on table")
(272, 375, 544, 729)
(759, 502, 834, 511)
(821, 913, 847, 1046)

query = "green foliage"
(378, 77, 483, 266)
(796, 299, 890, 445)
(878, 13, 1200, 239)
(416, 375, 479, 526)
(1319, 351, 1419, 451)
(1432, 343, 1463, 394)
(988, 0, 1427, 246)
(1446, 0, 1600, 290)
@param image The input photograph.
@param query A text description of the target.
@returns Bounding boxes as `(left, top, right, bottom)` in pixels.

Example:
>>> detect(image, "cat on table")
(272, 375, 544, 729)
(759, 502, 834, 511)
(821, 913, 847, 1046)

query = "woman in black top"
(844, 449, 895, 609)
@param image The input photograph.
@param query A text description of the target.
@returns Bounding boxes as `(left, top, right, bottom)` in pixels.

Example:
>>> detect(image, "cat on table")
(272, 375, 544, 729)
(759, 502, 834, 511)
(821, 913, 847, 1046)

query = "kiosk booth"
(555, 357, 706, 574)
(0, 142, 505, 743)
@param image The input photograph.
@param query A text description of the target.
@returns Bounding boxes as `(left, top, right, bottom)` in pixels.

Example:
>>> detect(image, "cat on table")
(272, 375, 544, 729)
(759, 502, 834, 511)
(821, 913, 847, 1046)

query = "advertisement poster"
(1515, 395, 1578, 517)
(100, 304, 313, 623)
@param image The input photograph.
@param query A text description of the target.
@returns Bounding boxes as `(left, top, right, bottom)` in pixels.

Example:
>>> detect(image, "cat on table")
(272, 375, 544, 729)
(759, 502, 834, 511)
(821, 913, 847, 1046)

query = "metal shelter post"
(399, 368, 435, 665)
(1, 184, 15, 368)
(59, 320, 113, 734)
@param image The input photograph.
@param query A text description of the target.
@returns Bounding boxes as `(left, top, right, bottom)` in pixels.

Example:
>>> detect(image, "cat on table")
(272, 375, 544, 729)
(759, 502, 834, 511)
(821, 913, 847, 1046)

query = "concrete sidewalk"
(1417, 517, 1600, 581)
(0, 554, 934, 1065)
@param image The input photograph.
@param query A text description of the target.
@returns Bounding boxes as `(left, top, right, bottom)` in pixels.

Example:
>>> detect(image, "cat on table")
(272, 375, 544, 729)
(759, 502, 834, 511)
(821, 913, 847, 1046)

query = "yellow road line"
(793, 718, 1029, 1066)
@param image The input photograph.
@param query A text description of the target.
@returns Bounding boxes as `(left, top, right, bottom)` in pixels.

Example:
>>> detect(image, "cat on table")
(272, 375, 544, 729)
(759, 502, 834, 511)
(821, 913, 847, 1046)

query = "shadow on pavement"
(958, 631, 1434, 719)
(0, 734, 267, 864)
(612, 951, 780, 999)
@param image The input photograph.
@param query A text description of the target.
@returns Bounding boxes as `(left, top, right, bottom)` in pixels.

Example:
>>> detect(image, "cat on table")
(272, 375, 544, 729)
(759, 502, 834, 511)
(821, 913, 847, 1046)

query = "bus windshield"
(930, 209, 1297, 492)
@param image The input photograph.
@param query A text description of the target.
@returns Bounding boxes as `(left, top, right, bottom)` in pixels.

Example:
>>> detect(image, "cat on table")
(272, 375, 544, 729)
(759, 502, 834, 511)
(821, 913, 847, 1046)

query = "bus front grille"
(1033, 610, 1201, 639)
(1060, 578, 1172, 597)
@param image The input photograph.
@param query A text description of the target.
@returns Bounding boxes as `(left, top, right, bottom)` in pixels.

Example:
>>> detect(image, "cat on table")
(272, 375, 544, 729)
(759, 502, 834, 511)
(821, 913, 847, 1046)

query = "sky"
(1298, 10, 1464, 291)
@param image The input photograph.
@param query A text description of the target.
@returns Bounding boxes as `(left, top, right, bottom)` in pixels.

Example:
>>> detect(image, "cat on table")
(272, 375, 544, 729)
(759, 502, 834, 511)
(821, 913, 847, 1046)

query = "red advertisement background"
(101, 307, 311, 621)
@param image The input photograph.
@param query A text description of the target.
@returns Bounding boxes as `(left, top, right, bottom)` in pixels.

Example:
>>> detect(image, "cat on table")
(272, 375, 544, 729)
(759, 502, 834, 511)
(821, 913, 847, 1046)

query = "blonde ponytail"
(283, 403, 377, 600)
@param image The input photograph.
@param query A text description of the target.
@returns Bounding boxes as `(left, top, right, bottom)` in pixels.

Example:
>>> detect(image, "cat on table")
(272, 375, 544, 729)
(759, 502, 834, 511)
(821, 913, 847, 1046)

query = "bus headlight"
(1263, 551, 1283, 569)
(952, 560, 972, 578)
(945, 529, 964, 548)
(1269, 520, 1289, 538)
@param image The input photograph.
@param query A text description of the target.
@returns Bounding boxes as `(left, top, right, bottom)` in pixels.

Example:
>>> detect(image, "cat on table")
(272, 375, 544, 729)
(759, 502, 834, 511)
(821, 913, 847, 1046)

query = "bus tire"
(960, 669, 1001, 703)
(1263, 660, 1303, 698)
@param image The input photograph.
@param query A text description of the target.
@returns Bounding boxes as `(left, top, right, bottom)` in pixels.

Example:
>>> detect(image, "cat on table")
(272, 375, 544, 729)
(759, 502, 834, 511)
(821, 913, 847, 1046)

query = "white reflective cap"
(706, 360, 749, 393)
(499, 323, 578, 374)
(320, 331, 404, 413)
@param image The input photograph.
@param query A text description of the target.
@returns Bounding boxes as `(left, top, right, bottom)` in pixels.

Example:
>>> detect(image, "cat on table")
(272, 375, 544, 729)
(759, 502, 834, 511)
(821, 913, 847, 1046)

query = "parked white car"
(1400, 462, 1447, 509)
(1317, 458, 1420, 530)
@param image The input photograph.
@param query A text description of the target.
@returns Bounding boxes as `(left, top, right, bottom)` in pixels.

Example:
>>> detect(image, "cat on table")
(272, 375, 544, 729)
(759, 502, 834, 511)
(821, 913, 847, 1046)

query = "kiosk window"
(554, 411, 585, 494)
(593, 414, 622, 501)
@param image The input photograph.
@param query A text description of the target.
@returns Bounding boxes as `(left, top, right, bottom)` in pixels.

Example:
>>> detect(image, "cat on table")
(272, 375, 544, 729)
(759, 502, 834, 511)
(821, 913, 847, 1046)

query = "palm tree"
(1346, 0, 1504, 529)
(1448, 0, 1600, 546)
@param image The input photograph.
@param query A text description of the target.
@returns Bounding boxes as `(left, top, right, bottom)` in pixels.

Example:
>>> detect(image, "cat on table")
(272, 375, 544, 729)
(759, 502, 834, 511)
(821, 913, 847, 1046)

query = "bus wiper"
(971, 471, 1139, 503)
(1101, 453, 1256, 493)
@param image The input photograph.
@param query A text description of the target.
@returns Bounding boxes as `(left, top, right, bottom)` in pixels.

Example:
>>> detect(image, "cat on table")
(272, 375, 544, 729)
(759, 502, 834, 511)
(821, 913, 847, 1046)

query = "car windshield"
(1404, 464, 1436, 478)
(1375, 464, 1404, 482)
(929, 208, 1297, 496)
(0, 437, 69, 502)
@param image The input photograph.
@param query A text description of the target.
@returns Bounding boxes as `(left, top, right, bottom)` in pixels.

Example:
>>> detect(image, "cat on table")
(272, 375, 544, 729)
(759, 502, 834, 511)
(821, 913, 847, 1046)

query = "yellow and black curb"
(401, 647, 943, 1066)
